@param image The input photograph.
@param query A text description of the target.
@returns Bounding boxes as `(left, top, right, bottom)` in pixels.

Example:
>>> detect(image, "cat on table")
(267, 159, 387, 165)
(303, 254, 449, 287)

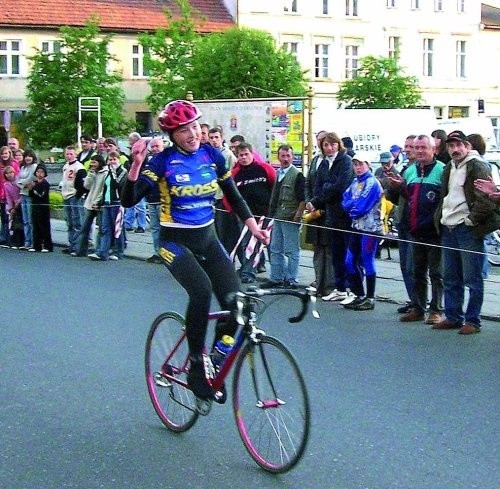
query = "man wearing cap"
(390, 144, 405, 166)
(374, 151, 399, 196)
(434, 130, 499, 334)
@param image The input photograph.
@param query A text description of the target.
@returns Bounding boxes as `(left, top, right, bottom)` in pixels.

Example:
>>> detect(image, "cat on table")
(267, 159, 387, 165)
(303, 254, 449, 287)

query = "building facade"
(228, 0, 500, 140)
(0, 0, 234, 135)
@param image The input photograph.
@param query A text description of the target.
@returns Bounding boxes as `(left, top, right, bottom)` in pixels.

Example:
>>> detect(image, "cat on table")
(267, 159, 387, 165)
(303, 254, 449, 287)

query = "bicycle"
(485, 230, 500, 266)
(145, 285, 319, 473)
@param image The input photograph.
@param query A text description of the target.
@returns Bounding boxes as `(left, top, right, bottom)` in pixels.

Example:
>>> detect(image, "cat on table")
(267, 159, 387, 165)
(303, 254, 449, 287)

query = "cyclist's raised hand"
(128, 138, 149, 180)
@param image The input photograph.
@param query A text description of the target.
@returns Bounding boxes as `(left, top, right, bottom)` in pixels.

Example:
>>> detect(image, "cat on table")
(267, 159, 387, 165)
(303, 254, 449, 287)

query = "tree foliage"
(138, 0, 202, 111)
(25, 20, 129, 149)
(185, 27, 308, 100)
(139, 0, 307, 108)
(336, 56, 422, 109)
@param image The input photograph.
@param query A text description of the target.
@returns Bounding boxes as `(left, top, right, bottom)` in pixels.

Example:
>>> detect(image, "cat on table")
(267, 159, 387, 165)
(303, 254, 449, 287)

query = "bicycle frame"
(157, 309, 243, 392)
(160, 302, 271, 400)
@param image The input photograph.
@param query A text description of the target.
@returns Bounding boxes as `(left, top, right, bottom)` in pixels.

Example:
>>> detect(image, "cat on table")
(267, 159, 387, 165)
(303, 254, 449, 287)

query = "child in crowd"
(13, 149, 24, 167)
(341, 155, 383, 311)
(17, 149, 38, 249)
(29, 163, 53, 252)
(4, 165, 24, 248)
(76, 154, 107, 257)
(0, 146, 20, 245)
(88, 151, 127, 261)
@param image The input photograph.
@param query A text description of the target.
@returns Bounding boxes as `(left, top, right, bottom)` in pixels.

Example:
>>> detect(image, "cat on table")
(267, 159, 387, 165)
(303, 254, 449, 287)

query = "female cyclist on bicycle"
(121, 100, 269, 400)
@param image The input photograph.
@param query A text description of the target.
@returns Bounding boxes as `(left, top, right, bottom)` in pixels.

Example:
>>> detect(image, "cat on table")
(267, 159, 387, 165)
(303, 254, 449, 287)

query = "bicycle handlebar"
(240, 285, 320, 323)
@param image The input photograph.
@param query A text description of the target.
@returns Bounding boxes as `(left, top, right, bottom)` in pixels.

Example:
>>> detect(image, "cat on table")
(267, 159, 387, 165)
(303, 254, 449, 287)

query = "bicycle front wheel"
(232, 336, 310, 473)
(145, 312, 199, 432)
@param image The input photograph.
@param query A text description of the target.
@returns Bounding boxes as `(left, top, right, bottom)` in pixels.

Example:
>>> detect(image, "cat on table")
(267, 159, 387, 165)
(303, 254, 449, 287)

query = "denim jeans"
(441, 224, 485, 327)
(76, 209, 98, 256)
(397, 226, 414, 301)
(269, 220, 301, 283)
(147, 202, 161, 253)
(411, 238, 443, 314)
(124, 197, 147, 229)
(63, 196, 84, 252)
(97, 204, 124, 260)
(21, 195, 33, 247)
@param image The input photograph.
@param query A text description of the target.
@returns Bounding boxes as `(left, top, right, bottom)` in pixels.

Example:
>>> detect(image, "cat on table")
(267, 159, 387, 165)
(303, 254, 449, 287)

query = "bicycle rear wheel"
(486, 231, 500, 266)
(145, 312, 199, 432)
(232, 336, 310, 473)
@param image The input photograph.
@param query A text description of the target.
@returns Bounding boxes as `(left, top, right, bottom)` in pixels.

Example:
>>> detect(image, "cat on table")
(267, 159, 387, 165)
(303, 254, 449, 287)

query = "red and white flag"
(114, 206, 124, 238)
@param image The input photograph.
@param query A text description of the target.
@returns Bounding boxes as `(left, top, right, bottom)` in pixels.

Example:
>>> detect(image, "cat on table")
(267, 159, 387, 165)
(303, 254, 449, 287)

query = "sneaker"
(344, 297, 364, 309)
(19, 246, 29, 251)
(28, 248, 36, 252)
(187, 356, 214, 400)
(397, 302, 413, 314)
(70, 252, 77, 257)
(88, 253, 104, 261)
(134, 227, 145, 234)
(146, 254, 163, 264)
(322, 289, 348, 301)
(349, 297, 375, 311)
(241, 277, 256, 284)
(10, 246, 18, 250)
(41, 248, 49, 253)
(260, 279, 284, 289)
(339, 292, 357, 305)
(108, 254, 119, 261)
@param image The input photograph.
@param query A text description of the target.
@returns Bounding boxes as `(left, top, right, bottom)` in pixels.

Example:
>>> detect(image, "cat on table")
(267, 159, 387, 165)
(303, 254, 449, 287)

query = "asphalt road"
(1, 251, 498, 489)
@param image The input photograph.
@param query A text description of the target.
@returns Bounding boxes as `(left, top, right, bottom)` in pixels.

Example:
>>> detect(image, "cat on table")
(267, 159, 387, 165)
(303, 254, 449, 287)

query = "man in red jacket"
(229, 142, 276, 283)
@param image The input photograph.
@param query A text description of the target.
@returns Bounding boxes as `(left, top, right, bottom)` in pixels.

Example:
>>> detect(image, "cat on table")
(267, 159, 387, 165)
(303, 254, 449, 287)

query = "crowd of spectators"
(1, 126, 499, 335)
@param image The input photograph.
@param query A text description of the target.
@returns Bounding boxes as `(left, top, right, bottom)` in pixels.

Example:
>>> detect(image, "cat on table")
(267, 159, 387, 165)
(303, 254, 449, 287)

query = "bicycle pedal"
(154, 372, 172, 388)
(195, 397, 212, 415)
(213, 388, 227, 405)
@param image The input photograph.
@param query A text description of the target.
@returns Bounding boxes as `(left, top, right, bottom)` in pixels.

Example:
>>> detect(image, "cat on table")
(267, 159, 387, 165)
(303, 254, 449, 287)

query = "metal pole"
(306, 86, 315, 171)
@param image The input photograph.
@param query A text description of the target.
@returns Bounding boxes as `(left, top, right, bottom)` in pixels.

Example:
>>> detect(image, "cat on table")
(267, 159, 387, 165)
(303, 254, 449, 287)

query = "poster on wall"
(271, 100, 303, 166)
(195, 98, 304, 167)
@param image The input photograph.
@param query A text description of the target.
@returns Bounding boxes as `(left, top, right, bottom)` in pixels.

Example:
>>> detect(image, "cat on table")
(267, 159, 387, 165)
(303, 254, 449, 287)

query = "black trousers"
(159, 224, 240, 355)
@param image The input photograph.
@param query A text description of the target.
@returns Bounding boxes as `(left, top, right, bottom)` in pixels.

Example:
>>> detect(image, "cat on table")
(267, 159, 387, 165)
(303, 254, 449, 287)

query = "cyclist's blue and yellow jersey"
(139, 143, 232, 227)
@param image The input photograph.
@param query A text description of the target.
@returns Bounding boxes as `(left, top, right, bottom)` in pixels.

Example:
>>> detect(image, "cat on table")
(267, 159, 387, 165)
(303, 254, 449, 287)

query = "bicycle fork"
(248, 341, 284, 410)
